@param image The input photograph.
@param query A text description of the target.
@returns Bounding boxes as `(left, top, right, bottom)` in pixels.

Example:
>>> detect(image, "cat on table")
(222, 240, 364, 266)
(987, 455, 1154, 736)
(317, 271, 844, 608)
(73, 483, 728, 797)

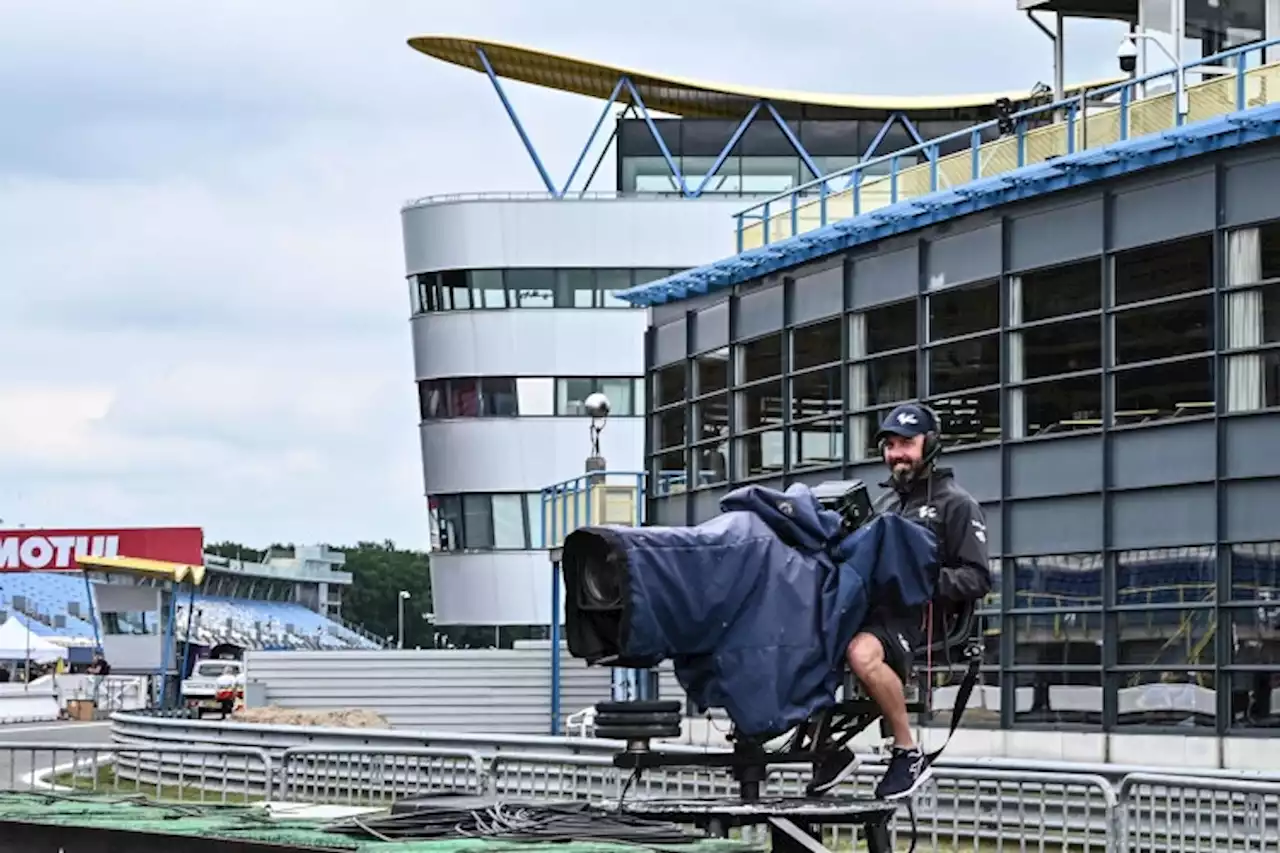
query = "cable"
(325, 800, 697, 844)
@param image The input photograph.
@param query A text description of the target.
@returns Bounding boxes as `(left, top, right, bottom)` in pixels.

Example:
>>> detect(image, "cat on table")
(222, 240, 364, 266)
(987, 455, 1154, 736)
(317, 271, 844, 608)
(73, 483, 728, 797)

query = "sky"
(0, 1, 1130, 550)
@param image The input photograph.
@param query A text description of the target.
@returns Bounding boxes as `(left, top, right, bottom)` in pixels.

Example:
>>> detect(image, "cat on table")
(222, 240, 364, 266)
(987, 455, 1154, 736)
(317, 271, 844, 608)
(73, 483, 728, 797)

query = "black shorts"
(861, 608, 925, 682)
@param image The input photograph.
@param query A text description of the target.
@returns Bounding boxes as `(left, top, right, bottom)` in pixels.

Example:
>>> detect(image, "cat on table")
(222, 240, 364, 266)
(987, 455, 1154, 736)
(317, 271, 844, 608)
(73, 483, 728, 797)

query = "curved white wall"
(402, 196, 745, 274)
(429, 551, 563, 626)
(403, 197, 740, 627)
(420, 417, 644, 495)
(411, 310, 646, 380)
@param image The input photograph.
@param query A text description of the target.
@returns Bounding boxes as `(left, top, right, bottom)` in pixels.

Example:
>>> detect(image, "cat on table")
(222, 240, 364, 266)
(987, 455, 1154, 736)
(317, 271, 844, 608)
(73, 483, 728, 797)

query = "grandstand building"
(623, 5, 1280, 744)
(0, 528, 379, 654)
(404, 34, 1105, 644)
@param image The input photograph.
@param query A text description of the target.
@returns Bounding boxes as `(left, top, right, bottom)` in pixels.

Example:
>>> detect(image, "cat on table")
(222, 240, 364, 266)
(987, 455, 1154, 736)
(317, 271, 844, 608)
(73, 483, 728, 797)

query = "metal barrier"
(277, 746, 486, 805)
(1117, 772, 1280, 851)
(0, 742, 273, 803)
(9, 739, 1280, 850)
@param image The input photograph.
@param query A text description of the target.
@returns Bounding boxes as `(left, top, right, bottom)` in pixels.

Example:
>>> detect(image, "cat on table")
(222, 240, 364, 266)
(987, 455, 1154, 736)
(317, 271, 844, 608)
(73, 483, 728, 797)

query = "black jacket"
(875, 467, 992, 603)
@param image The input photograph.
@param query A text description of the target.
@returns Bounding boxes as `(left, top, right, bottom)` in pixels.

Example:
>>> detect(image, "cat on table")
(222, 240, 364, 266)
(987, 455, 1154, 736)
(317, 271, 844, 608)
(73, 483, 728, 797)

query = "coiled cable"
(325, 800, 696, 844)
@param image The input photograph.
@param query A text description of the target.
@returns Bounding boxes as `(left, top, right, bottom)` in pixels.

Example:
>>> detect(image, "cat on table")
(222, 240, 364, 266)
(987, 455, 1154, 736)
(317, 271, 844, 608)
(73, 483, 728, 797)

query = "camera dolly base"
(593, 795, 895, 853)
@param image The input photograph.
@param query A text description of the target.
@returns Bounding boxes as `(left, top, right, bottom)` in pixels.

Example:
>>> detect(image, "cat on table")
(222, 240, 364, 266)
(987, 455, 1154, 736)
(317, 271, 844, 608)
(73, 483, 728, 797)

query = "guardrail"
(735, 37, 1280, 251)
(10, 739, 1280, 850)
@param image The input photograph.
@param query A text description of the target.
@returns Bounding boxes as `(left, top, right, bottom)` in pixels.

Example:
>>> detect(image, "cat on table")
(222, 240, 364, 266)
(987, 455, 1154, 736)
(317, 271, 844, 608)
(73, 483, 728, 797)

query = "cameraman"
(810, 402, 990, 800)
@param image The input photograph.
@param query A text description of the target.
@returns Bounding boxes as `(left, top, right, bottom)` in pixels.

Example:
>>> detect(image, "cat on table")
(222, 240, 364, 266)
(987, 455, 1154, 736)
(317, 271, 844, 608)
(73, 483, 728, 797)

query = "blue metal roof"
(617, 102, 1280, 307)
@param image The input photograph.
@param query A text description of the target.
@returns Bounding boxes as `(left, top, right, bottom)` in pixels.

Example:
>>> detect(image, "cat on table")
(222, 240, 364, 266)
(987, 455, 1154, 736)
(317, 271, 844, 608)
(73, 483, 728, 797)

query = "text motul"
(0, 535, 120, 570)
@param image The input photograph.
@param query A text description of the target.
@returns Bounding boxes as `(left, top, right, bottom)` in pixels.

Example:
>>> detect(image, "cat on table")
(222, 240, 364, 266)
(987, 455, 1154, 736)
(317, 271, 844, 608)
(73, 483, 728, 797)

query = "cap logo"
(896, 412, 919, 426)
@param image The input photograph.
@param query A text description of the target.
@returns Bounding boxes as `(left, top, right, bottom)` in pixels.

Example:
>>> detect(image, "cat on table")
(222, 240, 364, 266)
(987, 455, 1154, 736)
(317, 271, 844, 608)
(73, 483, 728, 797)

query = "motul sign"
(0, 527, 203, 572)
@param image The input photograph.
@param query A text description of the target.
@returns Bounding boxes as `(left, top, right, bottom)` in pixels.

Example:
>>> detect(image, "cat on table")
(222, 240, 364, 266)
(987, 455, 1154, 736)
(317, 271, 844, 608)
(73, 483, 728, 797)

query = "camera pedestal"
(595, 796, 894, 853)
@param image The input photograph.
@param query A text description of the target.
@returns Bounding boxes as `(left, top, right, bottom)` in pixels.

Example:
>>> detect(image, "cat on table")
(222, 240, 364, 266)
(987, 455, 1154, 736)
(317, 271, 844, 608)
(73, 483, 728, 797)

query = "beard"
(888, 460, 922, 489)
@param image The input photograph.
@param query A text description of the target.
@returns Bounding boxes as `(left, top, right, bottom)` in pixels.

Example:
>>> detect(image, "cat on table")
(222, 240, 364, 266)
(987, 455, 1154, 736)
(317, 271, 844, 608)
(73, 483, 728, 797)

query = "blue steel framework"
(616, 38, 1280, 305)
(473, 45, 933, 199)
(541, 471, 649, 735)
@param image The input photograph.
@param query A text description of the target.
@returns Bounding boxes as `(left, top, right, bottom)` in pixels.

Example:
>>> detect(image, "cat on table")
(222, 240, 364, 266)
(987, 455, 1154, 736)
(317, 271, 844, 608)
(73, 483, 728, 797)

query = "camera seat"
(604, 598, 982, 793)
(795, 597, 982, 759)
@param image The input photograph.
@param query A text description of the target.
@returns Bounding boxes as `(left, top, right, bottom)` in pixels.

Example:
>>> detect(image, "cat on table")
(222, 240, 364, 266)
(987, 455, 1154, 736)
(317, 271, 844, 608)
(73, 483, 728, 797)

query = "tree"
(337, 541, 433, 647)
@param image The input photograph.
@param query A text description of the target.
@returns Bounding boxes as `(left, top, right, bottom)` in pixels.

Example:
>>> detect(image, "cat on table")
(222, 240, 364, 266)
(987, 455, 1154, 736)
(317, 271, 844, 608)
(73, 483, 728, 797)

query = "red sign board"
(0, 527, 204, 572)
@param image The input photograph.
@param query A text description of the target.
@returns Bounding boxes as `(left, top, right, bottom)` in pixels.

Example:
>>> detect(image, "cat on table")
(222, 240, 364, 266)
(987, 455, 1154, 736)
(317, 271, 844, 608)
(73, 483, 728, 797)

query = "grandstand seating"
(0, 572, 380, 651)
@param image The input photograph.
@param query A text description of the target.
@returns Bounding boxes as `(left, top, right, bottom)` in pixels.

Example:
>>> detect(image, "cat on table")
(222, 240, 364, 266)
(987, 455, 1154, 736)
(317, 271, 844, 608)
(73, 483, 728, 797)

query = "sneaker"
(874, 746, 931, 801)
(806, 745, 861, 796)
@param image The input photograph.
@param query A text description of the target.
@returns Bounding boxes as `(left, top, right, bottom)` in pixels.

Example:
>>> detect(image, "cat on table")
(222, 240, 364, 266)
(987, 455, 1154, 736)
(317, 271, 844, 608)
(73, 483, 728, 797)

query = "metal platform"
(595, 796, 896, 853)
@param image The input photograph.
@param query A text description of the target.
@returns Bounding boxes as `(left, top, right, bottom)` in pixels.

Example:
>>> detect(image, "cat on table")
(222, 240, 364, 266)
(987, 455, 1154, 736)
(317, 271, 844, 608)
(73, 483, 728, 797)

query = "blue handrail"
(735, 37, 1280, 247)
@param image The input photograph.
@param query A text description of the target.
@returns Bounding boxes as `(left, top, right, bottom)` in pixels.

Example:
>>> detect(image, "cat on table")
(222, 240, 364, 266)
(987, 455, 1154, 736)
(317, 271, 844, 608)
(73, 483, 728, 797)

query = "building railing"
(403, 190, 781, 209)
(9, 738, 1280, 850)
(736, 38, 1280, 251)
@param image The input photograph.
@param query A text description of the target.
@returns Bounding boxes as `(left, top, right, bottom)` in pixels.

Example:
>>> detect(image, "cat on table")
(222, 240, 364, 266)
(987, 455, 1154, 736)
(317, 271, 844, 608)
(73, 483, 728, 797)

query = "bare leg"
(847, 633, 914, 748)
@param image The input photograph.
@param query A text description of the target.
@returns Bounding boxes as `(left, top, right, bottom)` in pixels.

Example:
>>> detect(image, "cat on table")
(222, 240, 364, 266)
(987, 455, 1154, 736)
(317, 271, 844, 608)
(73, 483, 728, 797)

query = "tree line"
(204, 540, 433, 648)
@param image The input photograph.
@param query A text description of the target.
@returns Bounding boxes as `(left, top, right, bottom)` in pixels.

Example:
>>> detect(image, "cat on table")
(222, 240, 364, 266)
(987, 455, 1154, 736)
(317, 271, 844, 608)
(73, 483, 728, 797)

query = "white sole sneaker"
(878, 764, 934, 801)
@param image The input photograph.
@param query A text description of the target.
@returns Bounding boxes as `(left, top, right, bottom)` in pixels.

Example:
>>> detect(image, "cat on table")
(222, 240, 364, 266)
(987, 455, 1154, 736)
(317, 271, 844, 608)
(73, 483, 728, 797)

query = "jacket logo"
(917, 506, 938, 521)
(971, 519, 987, 543)
(777, 500, 795, 517)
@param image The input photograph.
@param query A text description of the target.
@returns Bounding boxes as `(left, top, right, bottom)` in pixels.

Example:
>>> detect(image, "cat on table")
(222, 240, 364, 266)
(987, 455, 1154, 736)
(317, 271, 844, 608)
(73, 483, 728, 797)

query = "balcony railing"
(736, 38, 1280, 251)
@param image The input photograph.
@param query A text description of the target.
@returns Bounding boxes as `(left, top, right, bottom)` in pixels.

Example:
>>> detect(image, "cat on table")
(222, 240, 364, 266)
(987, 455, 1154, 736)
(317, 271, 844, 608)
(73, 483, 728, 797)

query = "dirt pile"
(233, 706, 390, 728)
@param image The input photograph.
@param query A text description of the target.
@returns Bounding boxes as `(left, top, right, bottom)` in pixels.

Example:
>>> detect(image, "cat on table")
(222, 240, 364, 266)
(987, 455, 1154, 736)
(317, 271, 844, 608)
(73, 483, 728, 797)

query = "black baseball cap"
(875, 403, 938, 442)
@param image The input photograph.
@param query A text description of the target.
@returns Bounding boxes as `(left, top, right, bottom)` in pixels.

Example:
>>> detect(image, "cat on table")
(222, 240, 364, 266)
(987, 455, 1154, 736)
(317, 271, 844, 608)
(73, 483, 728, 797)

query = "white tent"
(0, 617, 67, 663)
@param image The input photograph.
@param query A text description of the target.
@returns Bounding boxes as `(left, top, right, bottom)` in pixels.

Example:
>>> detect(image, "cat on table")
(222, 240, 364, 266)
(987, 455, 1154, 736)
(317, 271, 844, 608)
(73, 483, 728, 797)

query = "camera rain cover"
(562, 483, 938, 738)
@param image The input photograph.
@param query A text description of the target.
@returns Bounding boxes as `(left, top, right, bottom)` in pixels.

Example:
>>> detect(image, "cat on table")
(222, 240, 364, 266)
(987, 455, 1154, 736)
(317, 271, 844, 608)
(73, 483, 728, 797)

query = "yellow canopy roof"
(77, 554, 206, 586)
(408, 35, 1119, 120)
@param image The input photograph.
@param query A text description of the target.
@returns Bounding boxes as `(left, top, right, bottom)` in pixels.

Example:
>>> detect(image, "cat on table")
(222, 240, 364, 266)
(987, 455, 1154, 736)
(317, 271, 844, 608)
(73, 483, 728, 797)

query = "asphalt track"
(0, 720, 114, 791)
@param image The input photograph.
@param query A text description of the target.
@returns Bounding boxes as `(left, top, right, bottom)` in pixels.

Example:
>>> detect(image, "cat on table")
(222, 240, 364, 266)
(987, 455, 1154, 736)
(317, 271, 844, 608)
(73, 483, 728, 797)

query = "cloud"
(0, 0, 1127, 548)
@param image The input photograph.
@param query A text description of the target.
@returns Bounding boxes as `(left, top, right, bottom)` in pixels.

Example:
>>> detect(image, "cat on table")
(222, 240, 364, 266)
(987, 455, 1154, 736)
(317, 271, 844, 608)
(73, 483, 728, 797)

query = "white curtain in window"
(848, 313, 869, 455)
(1008, 275, 1026, 437)
(1226, 227, 1264, 412)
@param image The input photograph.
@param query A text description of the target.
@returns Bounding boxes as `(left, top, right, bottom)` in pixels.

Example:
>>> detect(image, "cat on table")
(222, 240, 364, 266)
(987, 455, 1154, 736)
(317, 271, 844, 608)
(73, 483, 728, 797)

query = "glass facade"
(429, 492, 548, 552)
(410, 268, 676, 314)
(644, 202, 1280, 733)
(617, 117, 1001, 195)
(417, 376, 645, 420)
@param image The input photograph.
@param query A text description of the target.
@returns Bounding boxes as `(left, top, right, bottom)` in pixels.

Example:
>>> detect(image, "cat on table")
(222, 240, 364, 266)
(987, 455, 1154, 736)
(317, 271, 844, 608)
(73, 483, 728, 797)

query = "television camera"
(562, 480, 982, 853)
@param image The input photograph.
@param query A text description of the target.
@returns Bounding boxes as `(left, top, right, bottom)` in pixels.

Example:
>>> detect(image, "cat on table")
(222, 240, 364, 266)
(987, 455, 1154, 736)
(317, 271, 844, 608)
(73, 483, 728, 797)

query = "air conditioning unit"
(53, 615, 66, 629)
(68, 602, 83, 618)
(12, 596, 27, 611)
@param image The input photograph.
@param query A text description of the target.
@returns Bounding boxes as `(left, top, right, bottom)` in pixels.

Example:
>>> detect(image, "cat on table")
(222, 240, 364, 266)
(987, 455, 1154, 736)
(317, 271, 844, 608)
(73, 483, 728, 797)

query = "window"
(849, 301, 918, 459)
(408, 268, 673, 314)
(516, 378, 554, 416)
(738, 334, 784, 383)
(448, 378, 479, 417)
(431, 493, 533, 551)
(928, 279, 999, 342)
(480, 378, 517, 417)
(653, 364, 686, 408)
(491, 494, 527, 549)
(1109, 236, 1214, 425)
(1224, 222, 1280, 412)
(419, 376, 642, 419)
(925, 282, 1001, 445)
(555, 377, 642, 416)
(793, 318, 841, 371)
(864, 301, 916, 355)
(694, 348, 729, 395)
(1009, 260, 1104, 437)
(506, 269, 555, 308)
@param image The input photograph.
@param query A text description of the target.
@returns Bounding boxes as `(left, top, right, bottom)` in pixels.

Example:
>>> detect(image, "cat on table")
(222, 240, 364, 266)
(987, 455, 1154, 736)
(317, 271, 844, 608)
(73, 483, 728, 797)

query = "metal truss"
(475, 46, 918, 198)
